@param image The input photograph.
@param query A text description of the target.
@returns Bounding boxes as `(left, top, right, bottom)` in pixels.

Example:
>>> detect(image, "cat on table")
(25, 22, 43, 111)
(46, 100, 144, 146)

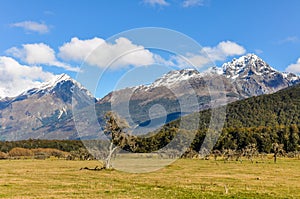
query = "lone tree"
(103, 111, 133, 169)
(272, 143, 284, 163)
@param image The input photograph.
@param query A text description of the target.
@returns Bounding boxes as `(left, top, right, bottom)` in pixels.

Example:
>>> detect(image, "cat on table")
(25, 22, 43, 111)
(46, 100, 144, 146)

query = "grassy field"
(0, 157, 299, 198)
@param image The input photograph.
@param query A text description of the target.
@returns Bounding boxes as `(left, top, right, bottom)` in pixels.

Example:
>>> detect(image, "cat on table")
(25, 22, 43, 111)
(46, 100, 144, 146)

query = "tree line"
(0, 139, 84, 153)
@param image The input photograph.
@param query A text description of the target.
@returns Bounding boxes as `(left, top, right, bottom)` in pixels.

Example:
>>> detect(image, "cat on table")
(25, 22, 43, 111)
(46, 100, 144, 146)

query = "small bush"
(8, 147, 33, 158)
(32, 148, 67, 159)
(0, 151, 7, 159)
(7, 147, 68, 159)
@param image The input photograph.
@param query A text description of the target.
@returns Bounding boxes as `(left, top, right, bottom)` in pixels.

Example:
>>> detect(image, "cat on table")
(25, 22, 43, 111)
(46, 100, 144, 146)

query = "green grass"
(0, 157, 299, 198)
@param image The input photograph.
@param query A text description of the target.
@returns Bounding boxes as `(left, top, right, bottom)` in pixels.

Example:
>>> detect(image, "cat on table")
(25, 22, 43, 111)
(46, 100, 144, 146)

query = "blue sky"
(0, 0, 300, 98)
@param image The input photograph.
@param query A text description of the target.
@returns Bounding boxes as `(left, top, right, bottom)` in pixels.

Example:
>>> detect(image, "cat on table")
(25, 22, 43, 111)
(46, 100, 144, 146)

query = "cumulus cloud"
(202, 41, 246, 60)
(59, 37, 105, 62)
(182, 0, 205, 7)
(286, 58, 300, 74)
(173, 41, 246, 68)
(10, 21, 50, 34)
(143, 0, 169, 6)
(6, 43, 80, 72)
(0, 56, 54, 98)
(7, 43, 55, 65)
(59, 37, 161, 69)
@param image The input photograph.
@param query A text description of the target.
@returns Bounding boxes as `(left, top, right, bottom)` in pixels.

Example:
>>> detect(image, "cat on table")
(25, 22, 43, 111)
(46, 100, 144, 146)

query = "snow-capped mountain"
(98, 54, 300, 126)
(1, 54, 299, 140)
(101, 54, 300, 103)
(17, 74, 94, 101)
(223, 54, 276, 79)
(0, 74, 95, 141)
(144, 53, 300, 97)
(221, 54, 300, 96)
(102, 53, 300, 102)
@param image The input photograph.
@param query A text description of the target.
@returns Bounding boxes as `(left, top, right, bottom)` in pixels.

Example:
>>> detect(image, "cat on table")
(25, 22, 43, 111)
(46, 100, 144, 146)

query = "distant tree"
(244, 143, 257, 163)
(272, 143, 284, 163)
(223, 148, 235, 162)
(212, 149, 222, 161)
(289, 124, 299, 151)
(103, 111, 131, 169)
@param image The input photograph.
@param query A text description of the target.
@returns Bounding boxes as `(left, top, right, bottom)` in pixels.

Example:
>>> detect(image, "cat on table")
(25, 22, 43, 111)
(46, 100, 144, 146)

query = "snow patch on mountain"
(147, 69, 200, 89)
(57, 107, 67, 119)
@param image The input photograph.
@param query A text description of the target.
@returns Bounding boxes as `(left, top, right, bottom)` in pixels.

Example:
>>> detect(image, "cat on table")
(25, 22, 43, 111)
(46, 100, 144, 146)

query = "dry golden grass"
(0, 157, 299, 198)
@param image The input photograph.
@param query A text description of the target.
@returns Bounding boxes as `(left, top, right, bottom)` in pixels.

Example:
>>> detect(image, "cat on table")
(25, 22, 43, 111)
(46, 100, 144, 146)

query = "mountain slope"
(185, 83, 300, 130)
(134, 83, 300, 153)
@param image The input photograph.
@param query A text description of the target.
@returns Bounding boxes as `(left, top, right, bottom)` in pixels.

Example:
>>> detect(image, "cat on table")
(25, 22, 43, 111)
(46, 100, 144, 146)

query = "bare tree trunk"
(224, 185, 228, 194)
(105, 142, 118, 169)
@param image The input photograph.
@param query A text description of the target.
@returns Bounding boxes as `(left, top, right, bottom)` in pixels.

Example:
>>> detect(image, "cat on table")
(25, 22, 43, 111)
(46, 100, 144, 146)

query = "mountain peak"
(55, 73, 72, 81)
(224, 53, 265, 69)
(241, 53, 260, 59)
(39, 73, 73, 90)
(17, 73, 92, 99)
(222, 53, 277, 79)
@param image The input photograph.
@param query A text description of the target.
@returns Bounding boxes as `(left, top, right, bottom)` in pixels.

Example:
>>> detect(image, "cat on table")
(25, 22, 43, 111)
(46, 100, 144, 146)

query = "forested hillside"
(132, 84, 300, 154)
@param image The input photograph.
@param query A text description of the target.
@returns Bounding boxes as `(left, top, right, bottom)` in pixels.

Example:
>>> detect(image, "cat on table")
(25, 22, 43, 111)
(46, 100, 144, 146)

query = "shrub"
(0, 151, 7, 159)
(8, 147, 33, 157)
(32, 148, 67, 159)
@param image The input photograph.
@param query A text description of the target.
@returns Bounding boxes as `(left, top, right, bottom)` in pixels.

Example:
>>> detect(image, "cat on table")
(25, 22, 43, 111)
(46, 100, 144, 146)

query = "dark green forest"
(0, 139, 84, 153)
(128, 84, 300, 154)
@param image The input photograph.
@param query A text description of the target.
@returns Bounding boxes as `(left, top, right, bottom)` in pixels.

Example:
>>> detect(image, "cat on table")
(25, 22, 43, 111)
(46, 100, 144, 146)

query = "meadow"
(0, 156, 299, 199)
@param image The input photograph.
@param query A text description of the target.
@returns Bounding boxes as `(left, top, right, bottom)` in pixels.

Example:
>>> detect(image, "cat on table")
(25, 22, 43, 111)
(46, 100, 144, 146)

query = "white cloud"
(254, 49, 263, 54)
(153, 54, 176, 67)
(59, 37, 160, 69)
(182, 0, 205, 7)
(173, 41, 246, 68)
(143, 0, 169, 6)
(202, 41, 246, 60)
(6, 43, 80, 72)
(0, 56, 54, 98)
(278, 36, 300, 44)
(171, 54, 210, 68)
(10, 21, 50, 34)
(7, 43, 55, 65)
(44, 11, 55, 16)
(59, 37, 105, 62)
(142, 0, 207, 8)
(286, 58, 300, 74)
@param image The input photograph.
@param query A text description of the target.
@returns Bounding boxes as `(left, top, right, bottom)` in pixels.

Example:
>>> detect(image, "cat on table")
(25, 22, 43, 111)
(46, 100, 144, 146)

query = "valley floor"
(0, 157, 299, 198)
